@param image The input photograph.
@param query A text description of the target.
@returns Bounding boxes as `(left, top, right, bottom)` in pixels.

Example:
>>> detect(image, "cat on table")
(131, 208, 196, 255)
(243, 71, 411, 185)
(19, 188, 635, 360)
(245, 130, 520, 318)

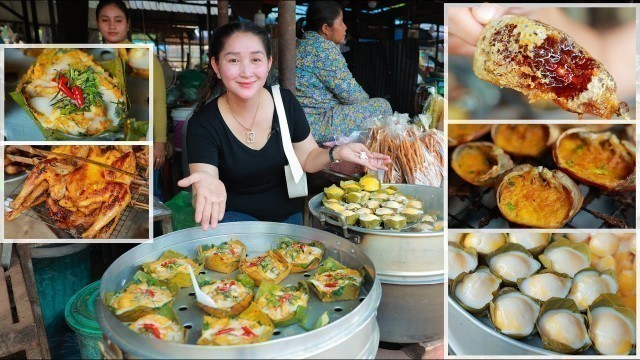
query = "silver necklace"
(225, 93, 261, 144)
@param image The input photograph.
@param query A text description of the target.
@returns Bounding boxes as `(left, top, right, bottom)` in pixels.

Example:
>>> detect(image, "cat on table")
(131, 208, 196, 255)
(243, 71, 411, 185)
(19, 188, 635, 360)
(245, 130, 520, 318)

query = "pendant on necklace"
(246, 130, 255, 144)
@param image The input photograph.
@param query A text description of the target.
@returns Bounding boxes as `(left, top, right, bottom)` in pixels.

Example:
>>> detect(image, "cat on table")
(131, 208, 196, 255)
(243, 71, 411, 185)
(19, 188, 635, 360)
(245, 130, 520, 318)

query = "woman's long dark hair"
(195, 22, 272, 113)
(296, 1, 342, 39)
(96, 0, 130, 21)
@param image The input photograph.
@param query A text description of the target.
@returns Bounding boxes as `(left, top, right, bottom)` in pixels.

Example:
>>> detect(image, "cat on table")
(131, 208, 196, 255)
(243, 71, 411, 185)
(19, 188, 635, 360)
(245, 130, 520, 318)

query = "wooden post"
(278, 0, 296, 93)
(218, 0, 229, 28)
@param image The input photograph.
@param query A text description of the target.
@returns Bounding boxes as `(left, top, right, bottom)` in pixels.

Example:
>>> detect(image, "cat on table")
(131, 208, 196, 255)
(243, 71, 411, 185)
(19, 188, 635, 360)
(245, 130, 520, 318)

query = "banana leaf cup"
(274, 237, 325, 273)
(239, 250, 292, 286)
(196, 274, 254, 317)
(106, 270, 178, 322)
(324, 184, 345, 200)
(11, 48, 130, 140)
(536, 298, 591, 354)
(141, 250, 202, 289)
(587, 293, 636, 355)
(128, 302, 187, 343)
(197, 303, 275, 346)
(308, 258, 365, 302)
(255, 281, 310, 327)
(197, 239, 246, 274)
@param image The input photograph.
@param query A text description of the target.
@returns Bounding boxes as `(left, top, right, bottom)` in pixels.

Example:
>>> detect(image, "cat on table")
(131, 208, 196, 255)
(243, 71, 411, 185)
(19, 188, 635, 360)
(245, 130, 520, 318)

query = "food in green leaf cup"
(374, 207, 395, 218)
(400, 207, 424, 223)
(450, 266, 501, 314)
(447, 242, 478, 281)
(358, 214, 382, 229)
(539, 237, 591, 277)
(197, 303, 275, 346)
(344, 191, 370, 204)
(323, 184, 345, 200)
(536, 297, 591, 354)
(340, 210, 359, 225)
(308, 258, 365, 302)
(359, 174, 381, 192)
(197, 240, 246, 274)
(461, 233, 507, 255)
(567, 268, 618, 311)
(255, 281, 309, 327)
(587, 293, 636, 355)
(274, 237, 325, 273)
(106, 270, 178, 322)
(486, 243, 541, 285)
(516, 270, 572, 302)
(488, 288, 540, 339)
(239, 250, 292, 286)
(128, 303, 186, 343)
(196, 275, 254, 317)
(11, 48, 131, 140)
(141, 250, 202, 289)
(339, 180, 362, 193)
(383, 215, 407, 230)
(507, 232, 551, 256)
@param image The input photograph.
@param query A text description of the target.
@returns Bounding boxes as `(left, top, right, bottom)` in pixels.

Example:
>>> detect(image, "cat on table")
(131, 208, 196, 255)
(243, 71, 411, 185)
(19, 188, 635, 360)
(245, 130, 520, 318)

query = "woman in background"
(296, 1, 392, 143)
(96, 0, 167, 169)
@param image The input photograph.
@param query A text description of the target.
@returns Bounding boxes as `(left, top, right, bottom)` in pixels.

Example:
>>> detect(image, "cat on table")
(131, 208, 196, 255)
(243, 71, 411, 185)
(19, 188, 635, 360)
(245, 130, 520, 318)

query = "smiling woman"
(177, 22, 391, 230)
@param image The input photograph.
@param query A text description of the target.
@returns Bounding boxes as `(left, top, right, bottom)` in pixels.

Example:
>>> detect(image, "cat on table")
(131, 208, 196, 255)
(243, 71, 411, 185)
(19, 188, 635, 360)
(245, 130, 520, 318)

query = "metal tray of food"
(308, 184, 444, 239)
(95, 222, 382, 359)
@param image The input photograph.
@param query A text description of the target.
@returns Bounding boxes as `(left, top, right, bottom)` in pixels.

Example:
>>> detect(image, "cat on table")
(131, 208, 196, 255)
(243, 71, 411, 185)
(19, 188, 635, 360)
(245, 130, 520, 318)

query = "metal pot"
(448, 296, 633, 356)
(95, 222, 382, 359)
(309, 184, 444, 343)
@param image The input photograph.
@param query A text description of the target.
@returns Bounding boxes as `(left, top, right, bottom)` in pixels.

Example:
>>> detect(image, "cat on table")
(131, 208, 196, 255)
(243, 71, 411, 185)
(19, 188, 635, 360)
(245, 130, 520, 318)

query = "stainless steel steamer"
(95, 223, 382, 359)
(309, 184, 444, 343)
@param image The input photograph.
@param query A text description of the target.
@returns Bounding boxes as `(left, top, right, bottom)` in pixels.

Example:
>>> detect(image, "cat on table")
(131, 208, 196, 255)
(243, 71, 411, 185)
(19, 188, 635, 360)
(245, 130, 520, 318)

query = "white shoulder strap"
(272, 85, 304, 182)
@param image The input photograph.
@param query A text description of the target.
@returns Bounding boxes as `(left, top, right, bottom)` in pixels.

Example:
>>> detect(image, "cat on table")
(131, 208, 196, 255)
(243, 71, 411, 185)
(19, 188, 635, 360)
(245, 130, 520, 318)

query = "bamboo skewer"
(131, 200, 149, 210)
(5, 154, 41, 166)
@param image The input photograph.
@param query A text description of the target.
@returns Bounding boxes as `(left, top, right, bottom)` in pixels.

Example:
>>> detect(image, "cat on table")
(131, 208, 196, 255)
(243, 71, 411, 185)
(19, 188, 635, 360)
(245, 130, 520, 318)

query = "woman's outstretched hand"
(334, 143, 392, 171)
(177, 171, 227, 231)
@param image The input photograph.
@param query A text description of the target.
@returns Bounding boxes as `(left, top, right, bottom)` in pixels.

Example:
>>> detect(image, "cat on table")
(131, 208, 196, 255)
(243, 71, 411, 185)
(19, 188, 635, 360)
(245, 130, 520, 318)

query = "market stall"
(0, 1, 445, 359)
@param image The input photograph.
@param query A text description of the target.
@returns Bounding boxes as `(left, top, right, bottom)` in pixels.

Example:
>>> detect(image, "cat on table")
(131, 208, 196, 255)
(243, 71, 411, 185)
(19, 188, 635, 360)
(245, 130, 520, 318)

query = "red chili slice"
(279, 293, 292, 303)
(141, 323, 162, 339)
(229, 246, 236, 256)
(215, 328, 234, 335)
(325, 282, 338, 288)
(161, 259, 177, 267)
(241, 326, 256, 337)
(71, 86, 84, 107)
(143, 289, 155, 297)
(247, 256, 264, 268)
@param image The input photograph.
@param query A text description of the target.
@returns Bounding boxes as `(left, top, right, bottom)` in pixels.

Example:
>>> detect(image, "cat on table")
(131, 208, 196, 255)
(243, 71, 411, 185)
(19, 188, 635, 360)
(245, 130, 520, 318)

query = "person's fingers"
(218, 202, 226, 221)
(177, 174, 197, 187)
(448, 36, 478, 57)
(448, 7, 486, 48)
(211, 202, 220, 228)
(195, 197, 205, 224)
(202, 200, 213, 231)
(470, 5, 501, 25)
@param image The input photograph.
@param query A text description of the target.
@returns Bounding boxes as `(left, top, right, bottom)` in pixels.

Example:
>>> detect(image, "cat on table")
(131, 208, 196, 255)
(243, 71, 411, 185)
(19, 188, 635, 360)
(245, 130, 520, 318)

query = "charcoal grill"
(448, 126, 636, 229)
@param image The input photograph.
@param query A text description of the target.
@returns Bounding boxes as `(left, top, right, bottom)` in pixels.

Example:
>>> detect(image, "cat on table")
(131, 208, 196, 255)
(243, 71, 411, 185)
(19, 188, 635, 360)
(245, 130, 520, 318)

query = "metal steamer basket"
(95, 223, 382, 359)
(308, 184, 444, 343)
(448, 296, 636, 356)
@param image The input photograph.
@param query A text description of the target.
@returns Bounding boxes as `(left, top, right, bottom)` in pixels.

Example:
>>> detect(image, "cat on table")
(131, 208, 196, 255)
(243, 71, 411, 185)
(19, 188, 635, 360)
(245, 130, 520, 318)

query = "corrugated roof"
(89, 0, 225, 15)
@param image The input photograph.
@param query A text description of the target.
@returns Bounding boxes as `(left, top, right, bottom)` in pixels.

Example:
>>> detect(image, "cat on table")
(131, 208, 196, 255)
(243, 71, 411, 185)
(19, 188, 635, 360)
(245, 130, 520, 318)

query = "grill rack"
(6, 170, 149, 240)
(447, 128, 636, 229)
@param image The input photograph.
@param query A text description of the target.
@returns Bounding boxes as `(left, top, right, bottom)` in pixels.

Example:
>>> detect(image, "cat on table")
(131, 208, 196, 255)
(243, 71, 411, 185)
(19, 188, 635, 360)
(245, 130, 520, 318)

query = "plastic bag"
(164, 191, 198, 230)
